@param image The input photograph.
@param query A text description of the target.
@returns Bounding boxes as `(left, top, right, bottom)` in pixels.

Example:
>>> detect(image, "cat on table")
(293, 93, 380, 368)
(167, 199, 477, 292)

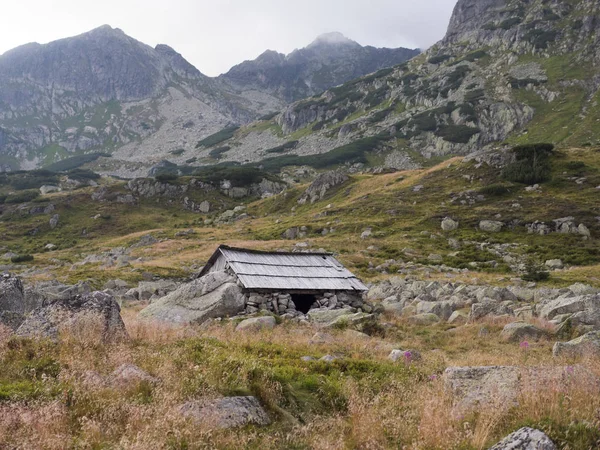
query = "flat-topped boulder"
(16, 291, 128, 341)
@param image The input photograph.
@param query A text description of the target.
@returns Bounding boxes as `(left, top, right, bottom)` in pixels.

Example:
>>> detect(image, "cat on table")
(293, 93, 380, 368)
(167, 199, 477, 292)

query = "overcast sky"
(0, 0, 458, 76)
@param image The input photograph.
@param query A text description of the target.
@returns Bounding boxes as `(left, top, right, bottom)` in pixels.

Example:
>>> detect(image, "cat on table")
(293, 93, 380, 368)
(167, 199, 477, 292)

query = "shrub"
(428, 55, 452, 65)
(522, 261, 550, 282)
(464, 89, 485, 103)
(499, 17, 522, 29)
(196, 126, 239, 148)
(464, 50, 487, 62)
(155, 173, 179, 183)
(209, 146, 231, 159)
(410, 113, 438, 132)
(435, 125, 480, 143)
(258, 136, 387, 172)
(67, 169, 101, 182)
(194, 166, 278, 187)
(258, 112, 279, 121)
(364, 86, 389, 108)
(169, 149, 185, 156)
(46, 153, 110, 172)
(4, 170, 59, 191)
(526, 29, 558, 49)
(458, 104, 477, 121)
(265, 141, 299, 154)
(5, 190, 40, 204)
(11, 254, 34, 263)
(503, 143, 555, 184)
(478, 184, 510, 196)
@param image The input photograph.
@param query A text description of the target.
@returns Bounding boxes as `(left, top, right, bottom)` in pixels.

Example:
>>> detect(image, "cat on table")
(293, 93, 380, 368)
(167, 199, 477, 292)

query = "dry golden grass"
(1, 312, 600, 449)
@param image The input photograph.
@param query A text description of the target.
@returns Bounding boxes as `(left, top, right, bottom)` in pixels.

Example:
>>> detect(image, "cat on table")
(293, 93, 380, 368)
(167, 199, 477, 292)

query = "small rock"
(488, 427, 557, 450)
(447, 311, 468, 325)
(49, 214, 60, 229)
(441, 217, 459, 232)
(408, 313, 440, 325)
(236, 316, 277, 332)
(389, 349, 422, 362)
(108, 363, 159, 388)
(545, 259, 564, 270)
(179, 396, 270, 429)
(479, 220, 504, 233)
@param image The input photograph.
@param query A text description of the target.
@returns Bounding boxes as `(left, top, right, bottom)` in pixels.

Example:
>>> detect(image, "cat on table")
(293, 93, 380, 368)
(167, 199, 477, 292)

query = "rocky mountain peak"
(309, 32, 359, 48)
(155, 44, 204, 79)
(445, 0, 509, 41)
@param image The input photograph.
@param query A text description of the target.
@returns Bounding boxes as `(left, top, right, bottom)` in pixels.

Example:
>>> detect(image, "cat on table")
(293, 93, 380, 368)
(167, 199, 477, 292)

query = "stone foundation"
(243, 291, 366, 317)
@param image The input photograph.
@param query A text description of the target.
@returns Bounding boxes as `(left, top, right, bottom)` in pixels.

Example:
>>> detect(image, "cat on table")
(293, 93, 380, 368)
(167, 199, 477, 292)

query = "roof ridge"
(220, 245, 333, 257)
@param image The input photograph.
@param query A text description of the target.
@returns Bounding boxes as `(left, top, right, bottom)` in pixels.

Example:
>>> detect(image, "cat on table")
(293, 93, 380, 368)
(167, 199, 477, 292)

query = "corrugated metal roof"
(202, 246, 368, 291)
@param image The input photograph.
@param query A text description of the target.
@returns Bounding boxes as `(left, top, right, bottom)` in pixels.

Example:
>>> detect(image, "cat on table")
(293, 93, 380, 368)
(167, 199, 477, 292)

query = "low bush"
(196, 126, 239, 148)
(503, 143, 554, 184)
(265, 141, 299, 154)
(5, 190, 40, 204)
(435, 125, 481, 143)
(155, 173, 179, 183)
(478, 184, 510, 197)
(46, 153, 110, 172)
(209, 146, 231, 159)
(428, 55, 452, 65)
(11, 254, 34, 263)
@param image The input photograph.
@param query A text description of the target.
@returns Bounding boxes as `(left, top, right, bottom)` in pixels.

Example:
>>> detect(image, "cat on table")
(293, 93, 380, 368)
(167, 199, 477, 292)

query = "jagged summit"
(0, 26, 419, 172)
(222, 33, 419, 102)
(309, 32, 359, 47)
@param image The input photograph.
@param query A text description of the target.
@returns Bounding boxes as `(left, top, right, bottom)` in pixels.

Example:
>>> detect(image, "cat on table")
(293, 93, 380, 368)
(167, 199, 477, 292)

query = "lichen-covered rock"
(179, 396, 270, 429)
(408, 313, 440, 325)
(479, 220, 504, 233)
(0, 273, 26, 313)
(488, 427, 557, 450)
(441, 217, 459, 232)
(107, 363, 159, 388)
(470, 301, 514, 321)
(500, 322, 547, 343)
(140, 271, 245, 324)
(553, 331, 600, 358)
(298, 171, 348, 205)
(444, 365, 596, 413)
(0, 311, 25, 331)
(236, 316, 277, 332)
(16, 291, 128, 341)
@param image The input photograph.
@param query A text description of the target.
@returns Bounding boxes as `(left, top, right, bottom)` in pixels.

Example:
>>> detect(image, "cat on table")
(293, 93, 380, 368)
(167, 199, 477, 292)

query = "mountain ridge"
(0, 25, 419, 172)
(188, 0, 600, 176)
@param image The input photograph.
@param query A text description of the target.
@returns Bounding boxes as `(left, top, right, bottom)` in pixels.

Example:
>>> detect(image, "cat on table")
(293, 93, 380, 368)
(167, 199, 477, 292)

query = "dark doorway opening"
(291, 294, 317, 314)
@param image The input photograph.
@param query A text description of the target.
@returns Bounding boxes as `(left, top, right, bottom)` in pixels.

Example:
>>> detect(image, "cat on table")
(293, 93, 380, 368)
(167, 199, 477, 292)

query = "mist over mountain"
(221, 32, 420, 102)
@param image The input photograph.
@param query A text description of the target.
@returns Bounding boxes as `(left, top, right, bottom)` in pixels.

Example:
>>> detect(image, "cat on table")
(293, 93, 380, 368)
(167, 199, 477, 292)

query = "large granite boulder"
(553, 331, 600, 358)
(298, 171, 348, 205)
(444, 365, 595, 413)
(0, 274, 28, 313)
(16, 291, 128, 341)
(489, 427, 557, 450)
(140, 271, 245, 324)
(500, 322, 548, 342)
(179, 396, 270, 429)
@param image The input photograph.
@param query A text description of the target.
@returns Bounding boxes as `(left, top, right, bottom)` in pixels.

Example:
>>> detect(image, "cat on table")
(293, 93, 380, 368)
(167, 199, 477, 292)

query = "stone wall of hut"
(243, 291, 368, 317)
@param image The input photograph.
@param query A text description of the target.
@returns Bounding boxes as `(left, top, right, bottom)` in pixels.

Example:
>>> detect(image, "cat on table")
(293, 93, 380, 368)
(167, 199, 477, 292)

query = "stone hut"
(199, 245, 368, 315)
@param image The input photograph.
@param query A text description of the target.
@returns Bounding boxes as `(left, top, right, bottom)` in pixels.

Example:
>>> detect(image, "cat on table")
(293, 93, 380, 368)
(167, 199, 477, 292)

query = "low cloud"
(0, 0, 457, 76)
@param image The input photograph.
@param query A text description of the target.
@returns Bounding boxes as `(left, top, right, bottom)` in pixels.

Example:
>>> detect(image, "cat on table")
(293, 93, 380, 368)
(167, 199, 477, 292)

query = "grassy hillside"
(2, 145, 600, 288)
